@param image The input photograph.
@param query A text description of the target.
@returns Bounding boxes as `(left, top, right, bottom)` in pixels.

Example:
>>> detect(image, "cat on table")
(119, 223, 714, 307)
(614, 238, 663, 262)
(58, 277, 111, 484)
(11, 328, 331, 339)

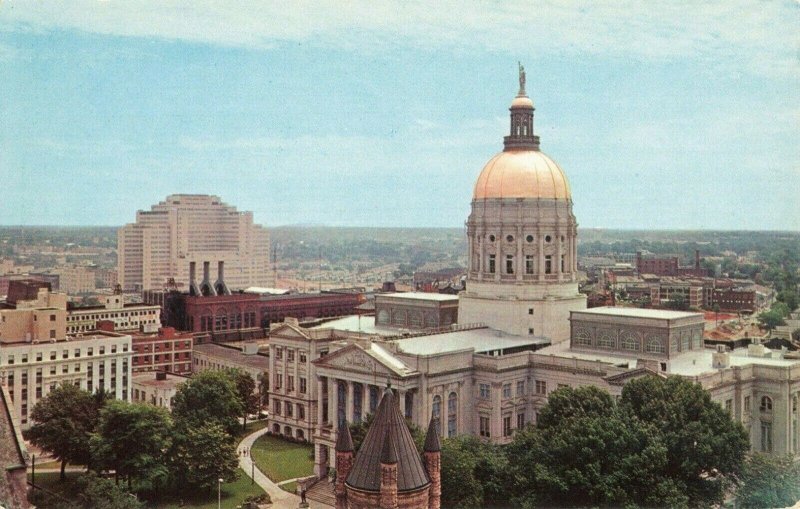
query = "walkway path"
(238, 426, 330, 508)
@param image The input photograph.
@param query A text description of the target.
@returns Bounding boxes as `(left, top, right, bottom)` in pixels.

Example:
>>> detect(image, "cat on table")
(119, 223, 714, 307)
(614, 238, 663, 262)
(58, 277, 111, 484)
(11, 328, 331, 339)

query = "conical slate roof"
(345, 387, 430, 492)
(423, 418, 441, 453)
(335, 421, 354, 452)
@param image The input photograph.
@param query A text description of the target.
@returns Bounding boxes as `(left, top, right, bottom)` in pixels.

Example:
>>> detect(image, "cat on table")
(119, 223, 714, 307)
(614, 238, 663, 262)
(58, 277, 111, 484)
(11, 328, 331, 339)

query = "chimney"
(200, 261, 217, 296)
(189, 262, 201, 296)
(215, 261, 231, 296)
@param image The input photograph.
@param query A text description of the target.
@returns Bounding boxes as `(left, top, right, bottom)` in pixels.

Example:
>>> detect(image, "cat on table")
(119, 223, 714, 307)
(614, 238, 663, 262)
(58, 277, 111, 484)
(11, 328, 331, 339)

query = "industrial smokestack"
(189, 262, 201, 296)
(200, 261, 217, 296)
(215, 261, 231, 295)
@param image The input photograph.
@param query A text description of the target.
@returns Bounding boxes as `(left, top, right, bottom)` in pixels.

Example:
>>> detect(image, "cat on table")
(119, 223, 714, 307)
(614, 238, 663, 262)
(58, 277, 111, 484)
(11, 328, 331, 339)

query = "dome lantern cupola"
(504, 62, 540, 151)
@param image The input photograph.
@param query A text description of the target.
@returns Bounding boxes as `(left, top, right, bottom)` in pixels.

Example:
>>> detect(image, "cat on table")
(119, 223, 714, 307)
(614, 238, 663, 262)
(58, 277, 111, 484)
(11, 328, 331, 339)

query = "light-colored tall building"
(118, 194, 274, 291)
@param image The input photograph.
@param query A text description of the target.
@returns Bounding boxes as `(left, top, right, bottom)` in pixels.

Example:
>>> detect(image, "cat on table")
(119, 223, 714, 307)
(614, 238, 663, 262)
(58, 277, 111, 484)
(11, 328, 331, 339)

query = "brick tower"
(335, 421, 354, 509)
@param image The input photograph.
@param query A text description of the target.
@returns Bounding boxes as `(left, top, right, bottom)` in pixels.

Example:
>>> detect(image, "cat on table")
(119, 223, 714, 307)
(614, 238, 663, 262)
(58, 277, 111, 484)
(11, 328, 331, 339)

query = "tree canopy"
(171, 370, 243, 435)
(736, 453, 800, 508)
(26, 383, 105, 480)
(169, 423, 240, 492)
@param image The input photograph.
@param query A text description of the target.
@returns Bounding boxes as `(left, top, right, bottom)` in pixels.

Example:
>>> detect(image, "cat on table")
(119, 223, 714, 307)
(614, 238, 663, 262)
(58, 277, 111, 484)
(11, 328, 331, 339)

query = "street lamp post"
(217, 478, 223, 509)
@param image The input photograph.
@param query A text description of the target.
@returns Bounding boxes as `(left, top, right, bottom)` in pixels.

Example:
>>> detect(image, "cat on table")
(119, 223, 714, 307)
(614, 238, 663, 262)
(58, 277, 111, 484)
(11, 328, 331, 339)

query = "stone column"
(317, 377, 325, 425)
(331, 378, 339, 430)
(398, 389, 407, 417)
(491, 382, 502, 440)
(478, 229, 485, 282)
(537, 232, 545, 281)
(555, 230, 562, 278)
(516, 225, 523, 282)
(362, 383, 369, 421)
(346, 381, 354, 424)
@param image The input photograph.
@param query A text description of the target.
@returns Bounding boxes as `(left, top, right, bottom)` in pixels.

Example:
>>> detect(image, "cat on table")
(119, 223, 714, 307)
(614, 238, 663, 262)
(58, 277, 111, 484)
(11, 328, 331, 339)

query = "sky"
(1, 1, 798, 230)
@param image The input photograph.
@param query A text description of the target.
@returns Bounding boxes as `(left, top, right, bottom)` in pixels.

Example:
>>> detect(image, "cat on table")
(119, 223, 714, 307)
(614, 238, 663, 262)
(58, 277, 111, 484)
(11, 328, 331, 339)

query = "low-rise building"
(130, 326, 193, 374)
(374, 292, 459, 330)
(66, 288, 161, 334)
(132, 371, 188, 410)
(193, 342, 268, 388)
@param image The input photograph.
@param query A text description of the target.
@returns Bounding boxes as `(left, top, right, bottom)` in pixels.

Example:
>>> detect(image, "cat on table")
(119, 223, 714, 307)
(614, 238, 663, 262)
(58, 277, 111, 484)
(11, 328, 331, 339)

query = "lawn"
(236, 418, 269, 440)
(29, 469, 266, 509)
(251, 434, 314, 482)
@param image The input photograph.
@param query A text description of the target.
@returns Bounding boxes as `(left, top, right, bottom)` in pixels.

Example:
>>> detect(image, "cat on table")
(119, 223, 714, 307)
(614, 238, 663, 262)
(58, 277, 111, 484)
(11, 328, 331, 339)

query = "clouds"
(3, 1, 797, 76)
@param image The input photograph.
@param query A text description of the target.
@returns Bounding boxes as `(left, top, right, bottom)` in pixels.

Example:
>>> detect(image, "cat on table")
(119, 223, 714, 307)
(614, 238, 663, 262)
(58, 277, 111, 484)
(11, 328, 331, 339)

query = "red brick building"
(635, 250, 709, 278)
(130, 326, 193, 374)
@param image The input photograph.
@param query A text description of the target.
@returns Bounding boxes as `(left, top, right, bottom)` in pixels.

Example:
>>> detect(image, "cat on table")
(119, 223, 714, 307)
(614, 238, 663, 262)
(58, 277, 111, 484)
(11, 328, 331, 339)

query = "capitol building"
(264, 70, 800, 479)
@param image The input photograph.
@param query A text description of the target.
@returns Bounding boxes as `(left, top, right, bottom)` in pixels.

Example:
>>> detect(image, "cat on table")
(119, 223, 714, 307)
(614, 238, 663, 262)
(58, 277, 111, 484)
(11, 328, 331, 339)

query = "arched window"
(425, 313, 437, 328)
(377, 309, 390, 325)
(392, 310, 406, 326)
(447, 392, 458, 437)
(214, 308, 228, 331)
(574, 328, 592, 347)
(432, 395, 441, 419)
(760, 396, 773, 413)
(620, 331, 639, 351)
(645, 335, 665, 354)
(597, 330, 615, 349)
(409, 311, 423, 328)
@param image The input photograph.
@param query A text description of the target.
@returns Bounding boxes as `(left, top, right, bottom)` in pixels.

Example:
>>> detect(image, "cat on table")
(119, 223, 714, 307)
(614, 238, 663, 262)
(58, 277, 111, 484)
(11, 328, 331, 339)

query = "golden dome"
(510, 95, 534, 109)
(473, 150, 571, 200)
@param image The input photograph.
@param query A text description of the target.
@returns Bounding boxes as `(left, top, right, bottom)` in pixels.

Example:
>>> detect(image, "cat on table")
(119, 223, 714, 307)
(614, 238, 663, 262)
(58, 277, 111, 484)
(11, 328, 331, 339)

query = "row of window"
(479, 412, 528, 438)
(479, 380, 546, 400)
(274, 347, 307, 363)
(483, 234, 565, 244)
(484, 254, 565, 275)
(2, 344, 129, 365)
(272, 373, 307, 394)
(272, 398, 306, 420)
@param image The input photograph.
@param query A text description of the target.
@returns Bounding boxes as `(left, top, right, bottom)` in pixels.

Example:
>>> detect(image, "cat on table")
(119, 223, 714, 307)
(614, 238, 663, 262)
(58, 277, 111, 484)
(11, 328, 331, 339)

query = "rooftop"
(193, 343, 269, 370)
(573, 306, 703, 321)
(377, 292, 458, 302)
(311, 315, 399, 337)
(132, 372, 188, 389)
(394, 328, 547, 356)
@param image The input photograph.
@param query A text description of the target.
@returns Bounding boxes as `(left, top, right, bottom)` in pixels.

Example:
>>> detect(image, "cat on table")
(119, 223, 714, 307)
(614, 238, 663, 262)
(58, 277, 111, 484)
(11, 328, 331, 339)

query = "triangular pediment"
(269, 323, 311, 339)
(314, 344, 413, 377)
(603, 367, 666, 386)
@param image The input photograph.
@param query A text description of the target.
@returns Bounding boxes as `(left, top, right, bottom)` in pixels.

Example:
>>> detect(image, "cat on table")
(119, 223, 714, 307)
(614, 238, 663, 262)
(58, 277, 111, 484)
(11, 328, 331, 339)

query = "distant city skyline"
(1, 2, 798, 230)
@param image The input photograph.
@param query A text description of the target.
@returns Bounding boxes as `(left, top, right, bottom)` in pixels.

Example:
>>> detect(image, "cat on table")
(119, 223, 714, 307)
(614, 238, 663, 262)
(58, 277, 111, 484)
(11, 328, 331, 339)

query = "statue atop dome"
(518, 61, 526, 96)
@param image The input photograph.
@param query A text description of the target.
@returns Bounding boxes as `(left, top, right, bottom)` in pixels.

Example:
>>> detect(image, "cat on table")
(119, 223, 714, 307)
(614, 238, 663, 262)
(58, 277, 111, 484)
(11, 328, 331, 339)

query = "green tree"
(777, 290, 799, 312)
(74, 473, 146, 509)
(26, 383, 103, 480)
(758, 309, 786, 330)
(736, 453, 800, 508)
(439, 436, 497, 508)
(666, 293, 689, 311)
(619, 376, 750, 506)
(170, 423, 240, 492)
(91, 401, 172, 490)
(535, 385, 614, 429)
(171, 370, 243, 436)
(227, 369, 259, 430)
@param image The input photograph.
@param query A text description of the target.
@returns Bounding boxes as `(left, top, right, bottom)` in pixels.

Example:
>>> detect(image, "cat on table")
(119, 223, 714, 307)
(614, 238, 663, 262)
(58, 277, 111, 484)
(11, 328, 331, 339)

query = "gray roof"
(572, 306, 703, 320)
(345, 387, 430, 492)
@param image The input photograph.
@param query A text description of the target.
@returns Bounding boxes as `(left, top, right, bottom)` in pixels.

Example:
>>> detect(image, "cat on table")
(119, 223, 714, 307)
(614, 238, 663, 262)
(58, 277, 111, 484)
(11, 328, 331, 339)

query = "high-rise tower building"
(459, 65, 586, 341)
(118, 194, 274, 291)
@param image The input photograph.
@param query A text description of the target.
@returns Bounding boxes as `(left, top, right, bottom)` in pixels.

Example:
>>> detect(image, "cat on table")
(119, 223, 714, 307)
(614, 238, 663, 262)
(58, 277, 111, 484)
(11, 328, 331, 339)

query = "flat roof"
(395, 328, 548, 356)
(378, 292, 458, 302)
(536, 341, 799, 377)
(132, 372, 188, 389)
(311, 315, 399, 337)
(193, 343, 269, 370)
(573, 306, 703, 320)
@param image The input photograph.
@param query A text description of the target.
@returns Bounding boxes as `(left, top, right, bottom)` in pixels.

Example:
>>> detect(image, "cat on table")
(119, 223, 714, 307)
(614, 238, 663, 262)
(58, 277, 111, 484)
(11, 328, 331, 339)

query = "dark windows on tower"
(545, 255, 553, 274)
(506, 255, 514, 274)
(488, 255, 496, 274)
(525, 255, 534, 274)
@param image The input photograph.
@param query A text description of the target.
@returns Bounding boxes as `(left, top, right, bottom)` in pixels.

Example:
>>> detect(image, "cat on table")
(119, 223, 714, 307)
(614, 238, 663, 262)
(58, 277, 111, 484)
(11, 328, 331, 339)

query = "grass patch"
(29, 469, 266, 509)
(280, 481, 298, 494)
(251, 434, 314, 482)
(155, 469, 267, 509)
(236, 418, 269, 440)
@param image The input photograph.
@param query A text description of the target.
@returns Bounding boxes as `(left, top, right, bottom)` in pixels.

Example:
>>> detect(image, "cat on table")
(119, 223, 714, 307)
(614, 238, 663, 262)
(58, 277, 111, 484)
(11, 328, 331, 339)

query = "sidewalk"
(238, 426, 329, 508)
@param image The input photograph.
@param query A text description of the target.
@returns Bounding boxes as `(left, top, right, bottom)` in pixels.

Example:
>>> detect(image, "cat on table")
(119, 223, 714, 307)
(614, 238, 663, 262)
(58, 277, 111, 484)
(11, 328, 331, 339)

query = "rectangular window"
(744, 396, 751, 412)
(516, 380, 525, 396)
(517, 412, 525, 430)
(62, 350, 68, 359)
(545, 255, 553, 274)
(502, 383, 511, 398)
(21, 354, 28, 364)
(287, 375, 294, 392)
(505, 255, 514, 274)
(479, 416, 491, 438)
(503, 415, 512, 437)
(7, 355, 13, 365)
(479, 383, 491, 399)
(298, 404, 305, 420)
(761, 421, 773, 452)
(50, 351, 56, 360)
(50, 314, 56, 321)
(36, 352, 42, 362)
(561, 254, 565, 272)
(488, 255, 496, 274)
(525, 255, 534, 274)
(273, 399, 281, 415)
(535, 380, 547, 395)
(287, 350, 295, 362)
(285, 401, 293, 417)
(275, 373, 282, 389)
(49, 330, 56, 339)
(299, 352, 307, 363)
(725, 399, 732, 415)
(299, 377, 307, 394)
(275, 347, 282, 360)
(74, 348, 80, 358)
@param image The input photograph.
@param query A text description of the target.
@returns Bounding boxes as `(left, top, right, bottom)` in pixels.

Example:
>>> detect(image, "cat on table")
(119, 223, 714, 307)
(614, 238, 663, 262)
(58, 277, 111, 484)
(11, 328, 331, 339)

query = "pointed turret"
(335, 421, 354, 452)
(423, 417, 442, 509)
(335, 421, 355, 509)
(423, 418, 441, 453)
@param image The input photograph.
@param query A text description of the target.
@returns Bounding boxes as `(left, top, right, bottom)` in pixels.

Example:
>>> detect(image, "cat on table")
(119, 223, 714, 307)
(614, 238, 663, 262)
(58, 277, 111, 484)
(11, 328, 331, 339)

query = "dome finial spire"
(518, 61, 526, 96)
